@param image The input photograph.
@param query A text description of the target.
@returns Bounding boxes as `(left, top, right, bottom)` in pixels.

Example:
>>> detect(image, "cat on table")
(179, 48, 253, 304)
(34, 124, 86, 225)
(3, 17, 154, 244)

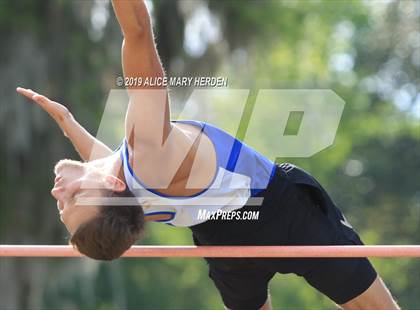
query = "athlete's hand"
(17, 87, 113, 160)
(16, 87, 74, 134)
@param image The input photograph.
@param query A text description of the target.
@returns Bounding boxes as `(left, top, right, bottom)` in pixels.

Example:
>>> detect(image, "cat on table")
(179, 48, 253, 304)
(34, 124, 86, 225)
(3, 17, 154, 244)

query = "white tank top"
(119, 120, 276, 227)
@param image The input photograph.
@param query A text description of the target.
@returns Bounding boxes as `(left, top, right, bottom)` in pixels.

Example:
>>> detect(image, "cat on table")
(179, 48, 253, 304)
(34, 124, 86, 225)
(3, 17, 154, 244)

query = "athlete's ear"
(104, 175, 126, 192)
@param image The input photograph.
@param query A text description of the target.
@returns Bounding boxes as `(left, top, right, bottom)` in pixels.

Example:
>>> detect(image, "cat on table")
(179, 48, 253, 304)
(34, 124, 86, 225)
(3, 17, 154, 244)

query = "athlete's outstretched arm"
(111, 0, 171, 148)
(16, 87, 112, 161)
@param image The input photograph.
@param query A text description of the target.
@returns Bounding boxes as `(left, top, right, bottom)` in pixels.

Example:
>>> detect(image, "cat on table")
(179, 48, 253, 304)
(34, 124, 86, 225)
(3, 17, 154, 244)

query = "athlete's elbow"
(123, 23, 148, 41)
(127, 4, 151, 39)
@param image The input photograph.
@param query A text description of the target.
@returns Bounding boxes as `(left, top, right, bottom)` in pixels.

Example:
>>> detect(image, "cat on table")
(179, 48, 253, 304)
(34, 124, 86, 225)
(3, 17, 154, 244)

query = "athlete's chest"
(129, 122, 217, 197)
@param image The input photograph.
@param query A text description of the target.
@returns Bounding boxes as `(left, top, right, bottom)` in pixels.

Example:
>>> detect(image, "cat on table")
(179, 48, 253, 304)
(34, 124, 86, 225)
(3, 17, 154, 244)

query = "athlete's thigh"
(280, 183, 377, 305)
(206, 259, 275, 310)
(340, 276, 399, 310)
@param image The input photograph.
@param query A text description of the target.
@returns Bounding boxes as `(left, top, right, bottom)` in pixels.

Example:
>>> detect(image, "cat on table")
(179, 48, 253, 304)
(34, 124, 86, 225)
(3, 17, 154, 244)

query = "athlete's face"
(51, 158, 125, 234)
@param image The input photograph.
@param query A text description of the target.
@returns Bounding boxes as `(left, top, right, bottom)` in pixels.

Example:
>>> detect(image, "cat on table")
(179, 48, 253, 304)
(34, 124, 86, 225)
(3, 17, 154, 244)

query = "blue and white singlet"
(120, 120, 276, 227)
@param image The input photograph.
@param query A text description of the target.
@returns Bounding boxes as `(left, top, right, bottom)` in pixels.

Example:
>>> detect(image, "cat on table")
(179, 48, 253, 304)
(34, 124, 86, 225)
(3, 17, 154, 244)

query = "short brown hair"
(70, 188, 145, 260)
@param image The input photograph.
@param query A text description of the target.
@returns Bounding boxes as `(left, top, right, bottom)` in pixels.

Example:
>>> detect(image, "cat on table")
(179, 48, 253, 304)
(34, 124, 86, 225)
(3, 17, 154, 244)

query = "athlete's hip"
(189, 164, 293, 244)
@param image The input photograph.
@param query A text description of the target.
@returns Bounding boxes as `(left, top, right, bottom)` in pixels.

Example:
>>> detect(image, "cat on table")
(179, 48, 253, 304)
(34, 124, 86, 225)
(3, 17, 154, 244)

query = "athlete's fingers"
(17, 87, 38, 98)
(17, 88, 59, 108)
(33, 95, 68, 113)
(16, 88, 56, 111)
(17, 88, 53, 107)
(16, 87, 32, 97)
(32, 94, 52, 106)
(18, 89, 55, 112)
(32, 94, 67, 111)
(16, 87, 39, 100)
(17, 87, 72, 125)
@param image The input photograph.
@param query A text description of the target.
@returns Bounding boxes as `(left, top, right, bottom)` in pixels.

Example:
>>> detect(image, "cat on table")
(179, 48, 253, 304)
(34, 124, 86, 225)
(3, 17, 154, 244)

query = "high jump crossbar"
(1, 245, 420, 258)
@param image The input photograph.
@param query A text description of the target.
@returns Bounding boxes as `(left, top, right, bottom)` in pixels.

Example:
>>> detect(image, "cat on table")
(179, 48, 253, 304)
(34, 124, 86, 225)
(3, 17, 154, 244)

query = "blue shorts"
(190, 164, 377, 309)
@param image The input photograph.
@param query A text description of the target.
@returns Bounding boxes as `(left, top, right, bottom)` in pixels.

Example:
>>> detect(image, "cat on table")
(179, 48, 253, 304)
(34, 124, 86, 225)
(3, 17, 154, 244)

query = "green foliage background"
(0, 0, 419, 309)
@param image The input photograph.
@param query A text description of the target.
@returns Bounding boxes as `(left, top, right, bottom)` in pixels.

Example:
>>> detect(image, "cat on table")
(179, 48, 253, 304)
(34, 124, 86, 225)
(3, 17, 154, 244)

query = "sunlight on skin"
(225, 277, 400, 310)
(340, 277, 400, 310)
(225, 295, 272, 310)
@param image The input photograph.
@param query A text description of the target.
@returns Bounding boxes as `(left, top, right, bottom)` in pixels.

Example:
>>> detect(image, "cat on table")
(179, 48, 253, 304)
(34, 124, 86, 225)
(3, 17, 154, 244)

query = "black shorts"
(189, 164, 377, 309)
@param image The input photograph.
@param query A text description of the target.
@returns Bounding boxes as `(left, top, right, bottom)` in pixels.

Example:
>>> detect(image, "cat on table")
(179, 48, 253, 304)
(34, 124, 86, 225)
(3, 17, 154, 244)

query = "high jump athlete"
(16, 1, 399, 309)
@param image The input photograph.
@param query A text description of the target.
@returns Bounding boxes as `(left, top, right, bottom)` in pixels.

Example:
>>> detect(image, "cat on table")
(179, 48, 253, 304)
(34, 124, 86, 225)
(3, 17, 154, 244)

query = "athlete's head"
(51, 158, 145, 260)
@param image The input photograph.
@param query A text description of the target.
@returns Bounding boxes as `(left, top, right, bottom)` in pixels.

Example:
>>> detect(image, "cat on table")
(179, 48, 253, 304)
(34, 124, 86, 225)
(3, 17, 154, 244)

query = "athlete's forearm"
(112, 0, 165, 89)
(16, 87, 113, 161)
(111, 0, 151, 39)
(111, 0, 170, 147)
(60, 115, 112, 161)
